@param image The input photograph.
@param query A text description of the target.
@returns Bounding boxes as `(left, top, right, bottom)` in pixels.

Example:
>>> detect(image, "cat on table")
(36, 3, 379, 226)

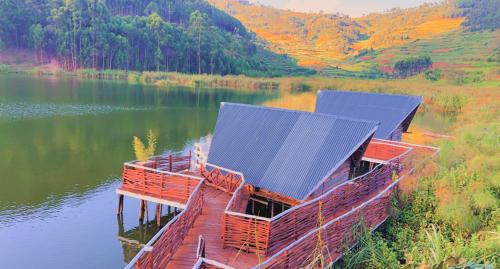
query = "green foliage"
(0, 64, 11, 72)
(336, 101, 499, 268)
(132, 129, 157, 161)
(0, 0, 309, 76)
(338, 221, 399, 269)
(457, 0, 500, 31)
(28, 24, 44, 50)
(487, 48, 500, 63)
(425, 69, 442, 81)
(393, 56, 433, 78)
(432, 93, 466, 114)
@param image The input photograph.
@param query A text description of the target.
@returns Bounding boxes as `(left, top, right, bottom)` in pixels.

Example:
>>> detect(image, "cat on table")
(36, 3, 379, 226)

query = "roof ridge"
(221, 102, 381, 126)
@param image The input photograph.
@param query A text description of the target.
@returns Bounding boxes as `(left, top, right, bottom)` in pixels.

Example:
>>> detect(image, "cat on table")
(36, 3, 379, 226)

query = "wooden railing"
(219, 140, 415, 257)
(266, 158, 399, 255)
(120, 153, 196, 204)
(200, 163, 273, 256)
(254, 143, 440, 268)
(200, 164, 242, 193)
(126, 175, 204, 269)
(149, 151, 192, 172)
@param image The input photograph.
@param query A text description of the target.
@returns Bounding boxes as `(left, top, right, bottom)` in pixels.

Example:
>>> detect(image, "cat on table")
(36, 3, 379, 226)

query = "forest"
(0, 0, 312, 76)
(457, 0, 500, 31)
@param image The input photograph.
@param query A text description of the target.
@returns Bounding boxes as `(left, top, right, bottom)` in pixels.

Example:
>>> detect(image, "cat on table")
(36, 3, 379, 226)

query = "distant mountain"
(0, 0, 313, 76)
(208, 0, 471, 68)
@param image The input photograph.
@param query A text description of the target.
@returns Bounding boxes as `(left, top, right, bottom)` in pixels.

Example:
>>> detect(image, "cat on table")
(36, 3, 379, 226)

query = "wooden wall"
(308, 161, 350, 198)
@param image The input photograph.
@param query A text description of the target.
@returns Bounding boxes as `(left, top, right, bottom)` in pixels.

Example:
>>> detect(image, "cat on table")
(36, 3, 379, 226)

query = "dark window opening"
(245, 194, 292, 218)
(350, 160, 381, 178)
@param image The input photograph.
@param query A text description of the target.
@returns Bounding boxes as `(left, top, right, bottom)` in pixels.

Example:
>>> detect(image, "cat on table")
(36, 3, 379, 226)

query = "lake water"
(0, 74, 279, 268)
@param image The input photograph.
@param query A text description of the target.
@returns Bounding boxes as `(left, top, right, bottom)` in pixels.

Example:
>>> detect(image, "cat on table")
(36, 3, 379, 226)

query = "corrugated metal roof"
(315, 90, 422, 139)
(207, 103, 379, 200)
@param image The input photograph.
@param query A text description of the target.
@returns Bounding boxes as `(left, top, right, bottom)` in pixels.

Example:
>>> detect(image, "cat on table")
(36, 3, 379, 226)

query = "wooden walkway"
(167, 185, 260, 269)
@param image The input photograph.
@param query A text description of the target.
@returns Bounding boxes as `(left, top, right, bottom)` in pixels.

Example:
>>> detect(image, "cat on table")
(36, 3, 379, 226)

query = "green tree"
(189, 10, 208, 74)
(29, 24, 45, 63)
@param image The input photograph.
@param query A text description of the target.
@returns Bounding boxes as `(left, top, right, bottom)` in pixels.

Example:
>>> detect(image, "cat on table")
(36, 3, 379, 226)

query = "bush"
(0, 64, 10, 73)
(425, 69, 442, 81)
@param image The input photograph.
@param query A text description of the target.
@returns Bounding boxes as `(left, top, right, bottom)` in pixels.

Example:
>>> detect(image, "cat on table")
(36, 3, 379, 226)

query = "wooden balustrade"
(132, 179, 204, 269)
(254, 142, 440, 268)
(266, 159, 397, 255)
(120, 152, 195, 204)
(149, 152, 192, 172)
(255, 192, 393, 269)
(200, 164, 242, 193)
(219, 142, 413, 257)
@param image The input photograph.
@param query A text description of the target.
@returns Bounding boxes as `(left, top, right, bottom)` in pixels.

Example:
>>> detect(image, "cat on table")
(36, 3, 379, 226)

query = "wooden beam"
(116, 189, 186, 209)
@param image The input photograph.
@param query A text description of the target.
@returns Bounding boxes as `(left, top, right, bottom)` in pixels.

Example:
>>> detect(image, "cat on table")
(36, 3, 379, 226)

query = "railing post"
(189, 150, 192, 170)
(169, 154, 173, 172)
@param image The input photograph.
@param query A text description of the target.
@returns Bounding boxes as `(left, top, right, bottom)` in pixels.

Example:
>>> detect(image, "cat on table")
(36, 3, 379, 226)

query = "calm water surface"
(0, 74, 279, 268)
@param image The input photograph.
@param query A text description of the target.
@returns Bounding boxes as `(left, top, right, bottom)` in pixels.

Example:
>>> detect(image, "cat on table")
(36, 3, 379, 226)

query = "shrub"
(425, 69, 442, 81)
(132, 130, 157, 161)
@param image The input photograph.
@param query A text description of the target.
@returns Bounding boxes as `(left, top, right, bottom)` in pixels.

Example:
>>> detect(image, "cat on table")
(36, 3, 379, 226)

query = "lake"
(0, 74, 279, 268)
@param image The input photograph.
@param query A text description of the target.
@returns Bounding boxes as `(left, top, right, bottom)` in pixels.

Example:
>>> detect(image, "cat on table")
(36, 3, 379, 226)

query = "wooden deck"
(168, 185, 260, 269)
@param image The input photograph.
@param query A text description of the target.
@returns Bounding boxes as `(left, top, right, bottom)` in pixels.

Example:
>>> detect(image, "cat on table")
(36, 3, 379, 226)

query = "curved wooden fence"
(254, 143, 440, 268)
(201, 163, 272, 256)
(126, 177, 204, 269)
(266, 159, 398, 255)
(219, 141, 414, 256)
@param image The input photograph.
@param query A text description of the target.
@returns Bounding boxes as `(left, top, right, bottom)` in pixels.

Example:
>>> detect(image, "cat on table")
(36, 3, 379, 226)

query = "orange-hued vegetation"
(209, 0, 464, 68)
(209, 0, 362, 67)
(353, 3, 462, 51)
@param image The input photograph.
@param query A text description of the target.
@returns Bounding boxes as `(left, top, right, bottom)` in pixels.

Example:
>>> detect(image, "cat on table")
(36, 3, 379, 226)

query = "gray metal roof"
(207, 103, 379, 200)
(315, 90, 422, 139)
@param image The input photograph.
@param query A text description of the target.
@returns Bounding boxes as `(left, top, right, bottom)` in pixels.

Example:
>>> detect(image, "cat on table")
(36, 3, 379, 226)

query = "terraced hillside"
(337, 30, 500, 84)
(209, 0, 464, 68)
(209, 0, 363, 67)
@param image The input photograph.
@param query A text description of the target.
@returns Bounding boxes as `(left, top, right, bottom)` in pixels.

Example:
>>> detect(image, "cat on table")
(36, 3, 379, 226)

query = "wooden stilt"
(144, 201, 149, 221)
(168, 205, 171, 216)
(156, 203, 162, 226)
(117, 194, 124, 215)
(139, 200, 146, 222)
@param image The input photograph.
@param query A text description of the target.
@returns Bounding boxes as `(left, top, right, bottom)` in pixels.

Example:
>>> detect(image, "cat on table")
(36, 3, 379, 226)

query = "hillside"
(208, 0, 465, 68)
(209, 0, 364, 67)
(0, 0, 312, 76)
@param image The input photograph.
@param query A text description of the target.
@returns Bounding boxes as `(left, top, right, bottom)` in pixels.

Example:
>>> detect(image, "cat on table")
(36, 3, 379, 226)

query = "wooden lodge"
(117, 100, 438, 269)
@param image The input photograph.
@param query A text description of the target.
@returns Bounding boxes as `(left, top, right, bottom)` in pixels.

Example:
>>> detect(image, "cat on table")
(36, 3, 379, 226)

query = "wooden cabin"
(315, 90, 422, 141)
(119, 103, 437, 269)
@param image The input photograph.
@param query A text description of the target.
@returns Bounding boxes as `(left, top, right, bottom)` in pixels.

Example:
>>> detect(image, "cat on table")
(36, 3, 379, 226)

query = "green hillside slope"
(0, 0, 313, 76)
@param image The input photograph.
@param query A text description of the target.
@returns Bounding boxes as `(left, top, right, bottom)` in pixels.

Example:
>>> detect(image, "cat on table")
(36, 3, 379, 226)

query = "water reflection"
(117, 209, 179, 263)
(0, 74, 279, 268)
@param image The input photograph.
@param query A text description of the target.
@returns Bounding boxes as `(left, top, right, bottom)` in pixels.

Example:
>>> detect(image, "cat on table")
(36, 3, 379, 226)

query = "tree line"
(457, 0, 500, 31)
(393, 56, 433, 78)
(0, 0, 311, 76)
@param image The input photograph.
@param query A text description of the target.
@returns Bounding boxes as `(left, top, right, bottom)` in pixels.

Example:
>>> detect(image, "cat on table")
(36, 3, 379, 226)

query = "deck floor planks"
(167, 186, 260, 269)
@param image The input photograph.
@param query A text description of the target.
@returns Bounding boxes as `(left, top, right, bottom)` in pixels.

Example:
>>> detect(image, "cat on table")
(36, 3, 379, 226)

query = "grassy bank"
(262, 79, 499, 268)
